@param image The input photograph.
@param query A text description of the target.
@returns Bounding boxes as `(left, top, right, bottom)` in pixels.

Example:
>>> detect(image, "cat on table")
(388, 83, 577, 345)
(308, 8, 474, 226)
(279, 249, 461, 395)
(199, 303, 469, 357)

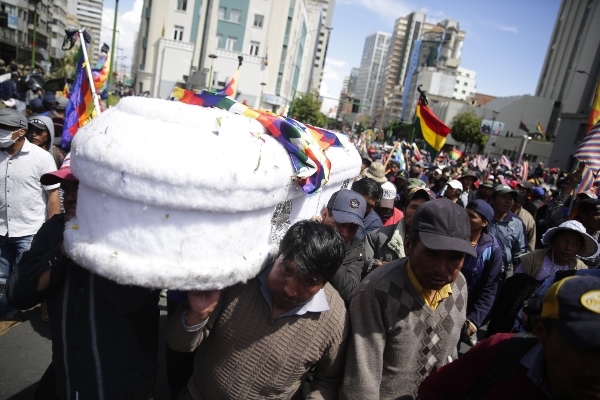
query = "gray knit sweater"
(167, 279, 349, 400)
(340, 257, 467, 400)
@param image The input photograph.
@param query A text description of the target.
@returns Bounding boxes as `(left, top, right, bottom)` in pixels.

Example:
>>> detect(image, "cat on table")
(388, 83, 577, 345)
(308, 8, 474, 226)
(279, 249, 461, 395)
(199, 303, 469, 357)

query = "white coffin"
(64, 97, 361, 290)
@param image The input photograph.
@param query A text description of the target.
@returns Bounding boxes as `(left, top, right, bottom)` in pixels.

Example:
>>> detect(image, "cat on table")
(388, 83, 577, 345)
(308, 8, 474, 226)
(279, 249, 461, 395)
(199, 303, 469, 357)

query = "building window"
(176, 0, 187, 11)
(466, 73, 470, 77)
(173, 25, 184, 41)
(225, 36, 237, 51)
(249, 41, 260, 56)
(464, 82, 468, 86)
(462, 90, 466, 94)
(230, 9, 241, 23)
(254, 14, 264, 27)
(218, 6, 226, 20)
(216, 34, 223, 49)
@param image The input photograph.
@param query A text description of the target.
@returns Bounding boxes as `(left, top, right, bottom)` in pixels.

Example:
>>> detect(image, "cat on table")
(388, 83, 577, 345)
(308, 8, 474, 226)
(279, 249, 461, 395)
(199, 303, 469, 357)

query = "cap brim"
(495, 189, 518, 197)
(419, 231, 477, 257)
(553, 319, 600, 350)
(331, 209, 364, 228)
(379, 198, 394, 208)
(363, 172, 388, 183)
(40, 169, 77, 185)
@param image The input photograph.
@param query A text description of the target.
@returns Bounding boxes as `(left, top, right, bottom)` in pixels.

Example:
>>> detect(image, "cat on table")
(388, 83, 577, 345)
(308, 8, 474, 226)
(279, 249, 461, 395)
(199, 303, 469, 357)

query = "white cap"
(447, 180, 463, 191)
(379, 181, 397, 208)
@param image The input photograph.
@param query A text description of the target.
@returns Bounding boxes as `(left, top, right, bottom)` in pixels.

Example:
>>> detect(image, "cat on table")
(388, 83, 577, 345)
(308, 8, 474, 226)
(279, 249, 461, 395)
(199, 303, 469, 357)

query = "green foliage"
(450, 110, 485, 149)
(290, 93, 328, 127)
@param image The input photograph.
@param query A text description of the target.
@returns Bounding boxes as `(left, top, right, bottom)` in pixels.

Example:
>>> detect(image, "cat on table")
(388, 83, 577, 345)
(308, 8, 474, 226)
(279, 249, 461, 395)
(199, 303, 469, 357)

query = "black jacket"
(329, 236, 365, 303)
(7, 215, 160, 400)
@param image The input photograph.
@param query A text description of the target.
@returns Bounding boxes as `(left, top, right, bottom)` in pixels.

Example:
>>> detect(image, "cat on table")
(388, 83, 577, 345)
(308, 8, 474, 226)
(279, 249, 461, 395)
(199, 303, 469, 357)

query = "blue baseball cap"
(466, 199, 495, 223)
(327, 190, 366, 227)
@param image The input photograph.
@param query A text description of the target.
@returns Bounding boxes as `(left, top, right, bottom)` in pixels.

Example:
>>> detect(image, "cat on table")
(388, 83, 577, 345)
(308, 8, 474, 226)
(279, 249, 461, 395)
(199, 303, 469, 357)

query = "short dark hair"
(277, 220, 345, 282)
(389, 161, 400, 169)
(352, 177, 384, 202)
(407, 230, 421, 250)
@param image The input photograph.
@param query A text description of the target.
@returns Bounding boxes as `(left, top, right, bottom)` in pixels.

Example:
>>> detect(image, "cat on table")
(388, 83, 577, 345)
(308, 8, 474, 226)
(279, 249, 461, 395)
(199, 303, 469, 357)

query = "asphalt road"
(0, 297, 171, 400)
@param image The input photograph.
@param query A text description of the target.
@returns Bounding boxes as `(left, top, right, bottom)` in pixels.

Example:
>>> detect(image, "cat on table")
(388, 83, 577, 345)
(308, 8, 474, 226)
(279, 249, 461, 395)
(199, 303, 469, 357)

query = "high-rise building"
(354, 31, 390, 119)
(336, 66, 358, 124)
(70, 0, 103, 63)
(133, 0, 330, 110)
(305, 0, 335, 94)
(538, 0, 600, 170)
(373, 12, 465, 127)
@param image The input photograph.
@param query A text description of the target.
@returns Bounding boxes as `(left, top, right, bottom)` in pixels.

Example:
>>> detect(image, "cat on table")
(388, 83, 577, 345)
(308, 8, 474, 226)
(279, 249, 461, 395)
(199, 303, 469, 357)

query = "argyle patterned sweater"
(167, 279, 349, 400)
(340, 257, 467, 400)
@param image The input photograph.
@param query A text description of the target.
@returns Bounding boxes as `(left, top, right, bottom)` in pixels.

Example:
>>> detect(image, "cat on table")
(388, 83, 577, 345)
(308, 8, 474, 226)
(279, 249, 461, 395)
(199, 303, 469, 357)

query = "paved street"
(0, 297, 171, 400)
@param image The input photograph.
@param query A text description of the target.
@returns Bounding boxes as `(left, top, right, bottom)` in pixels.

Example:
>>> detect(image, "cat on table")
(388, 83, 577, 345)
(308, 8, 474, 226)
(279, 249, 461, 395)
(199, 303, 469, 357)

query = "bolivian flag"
(415, 99, 451, 159)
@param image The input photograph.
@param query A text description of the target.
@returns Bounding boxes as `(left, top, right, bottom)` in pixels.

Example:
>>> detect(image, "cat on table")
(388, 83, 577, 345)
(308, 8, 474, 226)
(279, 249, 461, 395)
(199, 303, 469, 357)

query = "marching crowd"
(0, 103, 599, 400)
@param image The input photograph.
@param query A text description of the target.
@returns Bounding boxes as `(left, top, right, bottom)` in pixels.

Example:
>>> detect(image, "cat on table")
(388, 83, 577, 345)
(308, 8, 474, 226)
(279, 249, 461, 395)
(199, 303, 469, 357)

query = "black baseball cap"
(578, 198, 600, 215)
(327, 190, 366, 227)
(411, 198, 476, 257)
(492, 184, 518, 197)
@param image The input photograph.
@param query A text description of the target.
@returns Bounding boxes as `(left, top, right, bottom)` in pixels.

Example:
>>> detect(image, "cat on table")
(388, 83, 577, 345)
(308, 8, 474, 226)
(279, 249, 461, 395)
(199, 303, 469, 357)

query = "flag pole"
(79, 28, 102, 116)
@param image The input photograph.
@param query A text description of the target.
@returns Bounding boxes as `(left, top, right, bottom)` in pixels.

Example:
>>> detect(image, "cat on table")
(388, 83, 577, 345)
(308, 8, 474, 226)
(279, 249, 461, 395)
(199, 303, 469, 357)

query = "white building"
(132, 0, 331, 111)
(453, 67, 476, 101)
(69, 0, 103, 62)
(354, 31, 391, 118)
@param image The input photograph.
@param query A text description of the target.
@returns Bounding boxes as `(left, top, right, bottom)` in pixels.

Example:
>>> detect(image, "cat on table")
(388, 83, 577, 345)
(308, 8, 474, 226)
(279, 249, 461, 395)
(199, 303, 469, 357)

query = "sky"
(100, 0, 562, 112)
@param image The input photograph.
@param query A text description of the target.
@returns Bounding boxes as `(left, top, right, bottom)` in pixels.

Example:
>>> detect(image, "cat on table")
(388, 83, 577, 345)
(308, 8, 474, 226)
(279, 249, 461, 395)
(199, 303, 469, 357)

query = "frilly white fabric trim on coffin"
(64, 97, 361, 290)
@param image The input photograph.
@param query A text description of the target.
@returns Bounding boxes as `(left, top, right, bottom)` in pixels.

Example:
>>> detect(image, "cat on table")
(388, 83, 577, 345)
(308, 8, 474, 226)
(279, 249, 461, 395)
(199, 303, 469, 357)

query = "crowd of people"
(0, 101, 599, 400)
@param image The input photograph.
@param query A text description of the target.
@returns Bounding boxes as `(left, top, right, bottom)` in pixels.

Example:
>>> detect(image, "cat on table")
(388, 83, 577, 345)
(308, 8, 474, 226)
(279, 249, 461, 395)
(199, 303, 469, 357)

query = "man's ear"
(531, 316, 549, 345)
(320, 207, 328, 220)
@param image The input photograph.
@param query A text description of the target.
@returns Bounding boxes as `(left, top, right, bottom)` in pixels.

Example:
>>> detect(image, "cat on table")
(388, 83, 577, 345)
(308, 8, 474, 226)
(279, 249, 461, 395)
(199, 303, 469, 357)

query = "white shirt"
(0, 138, 59, 237)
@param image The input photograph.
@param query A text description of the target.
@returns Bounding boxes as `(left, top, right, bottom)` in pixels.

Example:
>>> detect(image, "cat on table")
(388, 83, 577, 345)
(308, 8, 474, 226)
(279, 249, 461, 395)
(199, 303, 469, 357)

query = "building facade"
(537, 0, 600, 170)
(132, 0, 333, 111)
(69, 0, 103, 63)
(453, 66, 476, 101)
(354, 31, 390, 119)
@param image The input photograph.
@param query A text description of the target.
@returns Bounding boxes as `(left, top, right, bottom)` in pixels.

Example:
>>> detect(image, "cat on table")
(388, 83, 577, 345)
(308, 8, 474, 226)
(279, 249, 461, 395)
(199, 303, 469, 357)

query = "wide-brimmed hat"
(362, 161, 388, 183)
(411, 198, 476, 257)
(541, 220, 599, 259)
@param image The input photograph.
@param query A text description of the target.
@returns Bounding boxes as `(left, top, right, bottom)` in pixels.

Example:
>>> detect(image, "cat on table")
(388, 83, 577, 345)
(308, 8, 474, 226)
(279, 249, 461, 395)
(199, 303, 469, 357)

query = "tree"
(53, 49, 79, 79)
(450, 110, 486, 151)
(290, 93, 328, 127)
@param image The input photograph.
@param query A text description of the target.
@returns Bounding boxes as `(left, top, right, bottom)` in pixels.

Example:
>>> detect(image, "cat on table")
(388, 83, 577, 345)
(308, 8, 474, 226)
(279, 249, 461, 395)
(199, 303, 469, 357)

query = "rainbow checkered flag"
(575, 120, 600, 176)
(501, 155, 512, 170)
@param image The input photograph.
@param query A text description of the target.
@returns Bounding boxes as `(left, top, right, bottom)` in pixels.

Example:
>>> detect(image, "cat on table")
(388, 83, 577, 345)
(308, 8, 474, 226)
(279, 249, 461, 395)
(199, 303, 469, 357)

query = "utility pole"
(108, 0, 119, 87)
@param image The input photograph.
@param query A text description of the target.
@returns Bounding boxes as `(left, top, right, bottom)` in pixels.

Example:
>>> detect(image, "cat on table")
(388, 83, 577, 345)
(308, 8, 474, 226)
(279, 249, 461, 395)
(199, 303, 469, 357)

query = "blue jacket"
(356, 210, 382, 241)
(1, 79, 18, 100)
(461, 232, 503, 327)
(488, 211, 526, 274)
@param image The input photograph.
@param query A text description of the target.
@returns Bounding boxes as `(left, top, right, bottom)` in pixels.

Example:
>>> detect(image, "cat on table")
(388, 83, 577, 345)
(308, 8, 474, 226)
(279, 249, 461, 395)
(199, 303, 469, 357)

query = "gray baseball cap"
(327, 189, 366, 228)
(0, 108, 27, 129)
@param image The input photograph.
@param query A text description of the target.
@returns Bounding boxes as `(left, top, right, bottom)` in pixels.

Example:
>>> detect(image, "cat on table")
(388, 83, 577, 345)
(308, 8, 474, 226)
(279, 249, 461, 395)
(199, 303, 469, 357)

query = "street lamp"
(577, 70, 600, 84)
(207, 54, 217, 91)
(259, 82, 266, 109)
(516, 134, 532, 164)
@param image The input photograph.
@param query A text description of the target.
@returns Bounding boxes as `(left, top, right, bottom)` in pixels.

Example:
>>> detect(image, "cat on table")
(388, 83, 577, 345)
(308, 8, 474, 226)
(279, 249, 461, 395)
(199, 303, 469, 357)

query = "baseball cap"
(326, 189, 366, 227)
(517, 181, 534, 191)
(447, 180, 463, 191)
(0, 108, 27, 129)
(466, 199, 494, 223)
(577, 189, 598, 200)
(578, 198, 600, 215)
(407, 187, 436, 202)
(395, 170, 409, 181)
(481, 180, 494, 188)
(492, 184, 517, 197)
(28, 115, 55, 138)
(54, 96, 69, 111)
(410, 198, 477, 257)
(40, 153, 77, 185)
(379, 181, 397, 208)
(541, 275, 600, 349)
(407, 178, 426, 190)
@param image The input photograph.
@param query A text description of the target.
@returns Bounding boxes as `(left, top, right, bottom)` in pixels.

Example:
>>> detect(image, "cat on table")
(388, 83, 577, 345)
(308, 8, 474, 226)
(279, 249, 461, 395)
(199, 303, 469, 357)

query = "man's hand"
(186, 290, 221, 326)
(565, 170, 582, 192)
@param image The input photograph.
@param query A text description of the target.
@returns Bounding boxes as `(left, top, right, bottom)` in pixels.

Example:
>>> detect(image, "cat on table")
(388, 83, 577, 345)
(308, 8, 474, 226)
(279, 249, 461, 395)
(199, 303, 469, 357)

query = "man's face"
(479, 186, 493, 199)
(404, 198, 426, 231)
(445, 187, 460, 200)
(62, 181, 79, 223)
(490, 193, 515, 214)
(580, 211, 600, 233)
(538, 321, 600, 400)
(267, 256, 324, 311)
(407, 239, 465, 290)
(27, 127, 49, 147)
(390, 165, 399, 175)
(466, 208, 488, 233)
(322, 211, 358, 245)
(362, 195, 378, 215)
(460, 177, 474, 190)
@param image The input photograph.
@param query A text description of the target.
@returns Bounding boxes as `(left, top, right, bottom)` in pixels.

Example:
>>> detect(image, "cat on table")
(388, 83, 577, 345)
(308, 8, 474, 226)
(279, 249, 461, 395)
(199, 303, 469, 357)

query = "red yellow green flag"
(415, 99, 451, 158)
(587, 81, 600, 135)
